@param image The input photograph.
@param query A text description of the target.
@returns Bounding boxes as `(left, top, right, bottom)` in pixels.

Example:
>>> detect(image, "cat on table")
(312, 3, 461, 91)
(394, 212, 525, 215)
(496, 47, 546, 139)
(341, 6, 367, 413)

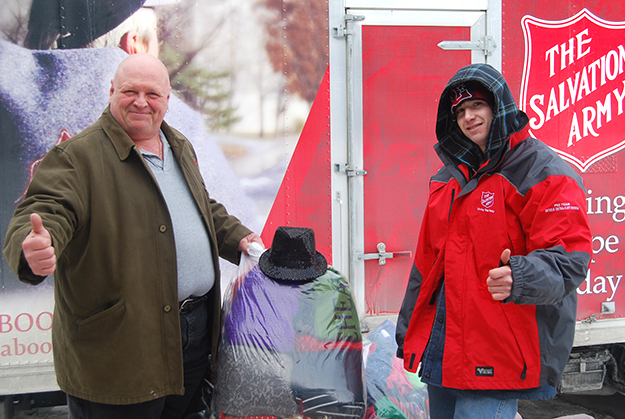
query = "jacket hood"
(435, 63, 529, 170)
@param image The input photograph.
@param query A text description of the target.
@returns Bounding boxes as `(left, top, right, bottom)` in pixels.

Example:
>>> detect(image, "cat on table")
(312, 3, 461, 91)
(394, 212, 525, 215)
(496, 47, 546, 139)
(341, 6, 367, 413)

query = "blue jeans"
(68, 296, 212, 419)
(428, 385, 519, 419)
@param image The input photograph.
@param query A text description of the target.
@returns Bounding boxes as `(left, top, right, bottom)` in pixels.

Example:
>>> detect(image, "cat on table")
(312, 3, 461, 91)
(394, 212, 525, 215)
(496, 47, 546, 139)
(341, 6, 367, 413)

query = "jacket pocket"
(76, 298, 126, 329)
(500, 303, 535, 382)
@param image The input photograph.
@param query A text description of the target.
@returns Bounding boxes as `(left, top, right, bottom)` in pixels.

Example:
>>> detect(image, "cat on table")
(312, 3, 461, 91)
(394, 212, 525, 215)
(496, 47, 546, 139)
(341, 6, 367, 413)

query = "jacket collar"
(436, 125, 533, 189)
(100, 105, 183, 161)
(508, 125, 531, 149)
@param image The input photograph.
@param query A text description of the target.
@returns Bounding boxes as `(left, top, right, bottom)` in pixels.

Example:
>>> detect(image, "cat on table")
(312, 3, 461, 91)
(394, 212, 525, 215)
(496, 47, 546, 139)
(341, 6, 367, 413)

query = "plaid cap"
(450, 81, 494, 114)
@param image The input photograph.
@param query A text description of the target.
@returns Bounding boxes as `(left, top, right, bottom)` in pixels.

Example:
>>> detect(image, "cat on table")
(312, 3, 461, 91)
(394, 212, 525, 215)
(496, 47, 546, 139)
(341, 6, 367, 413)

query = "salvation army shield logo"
(481, 191, 495, 209)
(520, 9, 625, 172)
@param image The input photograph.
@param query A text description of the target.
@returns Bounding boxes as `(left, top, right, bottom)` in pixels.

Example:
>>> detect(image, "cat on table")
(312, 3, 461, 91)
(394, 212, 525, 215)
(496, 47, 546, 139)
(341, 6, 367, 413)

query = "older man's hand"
(238, 232, 264, 256)
(22, 213, 56, 276)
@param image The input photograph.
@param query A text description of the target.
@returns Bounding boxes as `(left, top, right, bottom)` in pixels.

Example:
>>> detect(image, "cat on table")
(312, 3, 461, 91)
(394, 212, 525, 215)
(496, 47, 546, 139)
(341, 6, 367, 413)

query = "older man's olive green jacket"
(3, 107, 251, 404)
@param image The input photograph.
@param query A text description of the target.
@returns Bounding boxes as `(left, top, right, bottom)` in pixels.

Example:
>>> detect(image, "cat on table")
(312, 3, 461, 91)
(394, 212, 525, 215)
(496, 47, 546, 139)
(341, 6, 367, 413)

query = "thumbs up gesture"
(22, 213, 56, 276)
(487, 249, 513, 301)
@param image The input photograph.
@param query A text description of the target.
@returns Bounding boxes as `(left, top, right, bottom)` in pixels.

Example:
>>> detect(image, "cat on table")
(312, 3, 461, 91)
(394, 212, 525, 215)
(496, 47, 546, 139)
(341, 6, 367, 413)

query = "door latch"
(335, 163, 367, 177)
(356, 242, 412, 266)
(438, 36, 497, 56)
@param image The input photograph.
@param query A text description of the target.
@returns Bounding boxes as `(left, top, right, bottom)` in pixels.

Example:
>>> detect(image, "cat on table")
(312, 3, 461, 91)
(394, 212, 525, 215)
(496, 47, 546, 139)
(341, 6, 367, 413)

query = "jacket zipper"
(448, 188, 456, 221)
(426, 188, 458, 308)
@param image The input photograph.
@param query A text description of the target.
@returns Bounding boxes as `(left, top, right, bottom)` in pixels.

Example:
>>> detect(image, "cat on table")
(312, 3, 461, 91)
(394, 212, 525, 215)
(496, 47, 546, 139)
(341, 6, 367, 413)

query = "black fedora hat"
(259, 226, 328, 282)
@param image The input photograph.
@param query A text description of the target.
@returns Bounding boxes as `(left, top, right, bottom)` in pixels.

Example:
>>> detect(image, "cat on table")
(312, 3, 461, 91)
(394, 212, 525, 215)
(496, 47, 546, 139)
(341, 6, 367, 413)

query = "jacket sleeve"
(3, 146, 82, 284)
(187, 143, 253, 265)
(209, 197, 253, 265)
(396, 262, 424, 358)
(175, 135, 254, 266)
(396, 175, 451, 358)
(506, 174, 592, 306)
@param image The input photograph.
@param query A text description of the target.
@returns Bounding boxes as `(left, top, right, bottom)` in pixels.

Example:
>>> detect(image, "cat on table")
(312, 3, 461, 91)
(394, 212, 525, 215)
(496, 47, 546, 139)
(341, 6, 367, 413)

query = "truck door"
(329, 1, 500, 320)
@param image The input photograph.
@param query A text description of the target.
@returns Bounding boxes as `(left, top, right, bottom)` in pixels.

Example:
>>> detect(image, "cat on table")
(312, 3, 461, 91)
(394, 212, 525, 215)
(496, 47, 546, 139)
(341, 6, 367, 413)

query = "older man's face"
(109, 54, 170, 142)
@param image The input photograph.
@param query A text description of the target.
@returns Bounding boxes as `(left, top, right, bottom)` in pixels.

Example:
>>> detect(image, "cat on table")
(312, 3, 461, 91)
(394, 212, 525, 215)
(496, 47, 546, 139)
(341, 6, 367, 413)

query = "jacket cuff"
(18, 251, 48, 285)
(396, 347, 404, 359)
(505, 255, 524, 304)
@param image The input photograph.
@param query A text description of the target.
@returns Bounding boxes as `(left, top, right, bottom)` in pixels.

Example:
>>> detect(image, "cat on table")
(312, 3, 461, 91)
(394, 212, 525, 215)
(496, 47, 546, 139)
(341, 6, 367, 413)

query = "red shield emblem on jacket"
(481, 191, 495, 209)
(520, 9, 625, 172)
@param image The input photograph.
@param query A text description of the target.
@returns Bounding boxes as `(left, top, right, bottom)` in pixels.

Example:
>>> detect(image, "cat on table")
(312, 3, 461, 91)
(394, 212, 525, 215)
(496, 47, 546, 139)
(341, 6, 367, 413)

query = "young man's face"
(455, 99, 493, 152)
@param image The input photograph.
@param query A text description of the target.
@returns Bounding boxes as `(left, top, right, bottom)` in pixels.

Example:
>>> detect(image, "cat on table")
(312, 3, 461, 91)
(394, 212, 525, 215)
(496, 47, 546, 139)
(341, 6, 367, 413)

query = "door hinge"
(356, 242, 412, 266)
(438, 36, 497, 56)
(332, 14, 365, 38)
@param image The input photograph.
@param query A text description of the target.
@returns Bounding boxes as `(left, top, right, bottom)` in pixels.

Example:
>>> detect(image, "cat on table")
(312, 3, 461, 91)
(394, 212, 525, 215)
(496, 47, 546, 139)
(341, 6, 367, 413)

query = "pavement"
(8, 400, 616, 419)
(522, 398, 617, 419)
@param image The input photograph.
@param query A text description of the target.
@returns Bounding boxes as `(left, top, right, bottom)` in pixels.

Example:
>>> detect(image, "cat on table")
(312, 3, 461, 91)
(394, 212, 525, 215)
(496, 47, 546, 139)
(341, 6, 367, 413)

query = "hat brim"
(258, 250, 328, 282)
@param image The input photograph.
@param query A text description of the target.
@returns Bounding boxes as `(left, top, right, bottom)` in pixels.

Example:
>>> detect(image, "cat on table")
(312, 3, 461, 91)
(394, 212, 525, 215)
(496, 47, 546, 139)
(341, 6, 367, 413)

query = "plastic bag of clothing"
(214, 264, 366, 419)
(363, 320, 428, 419)
(221, 241, 265, 316)
(191, 242, 266, 419)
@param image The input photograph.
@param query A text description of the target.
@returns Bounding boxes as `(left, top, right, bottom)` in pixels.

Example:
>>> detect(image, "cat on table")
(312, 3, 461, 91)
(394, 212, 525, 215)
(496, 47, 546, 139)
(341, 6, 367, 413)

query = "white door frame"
(328, 0, 502, 320)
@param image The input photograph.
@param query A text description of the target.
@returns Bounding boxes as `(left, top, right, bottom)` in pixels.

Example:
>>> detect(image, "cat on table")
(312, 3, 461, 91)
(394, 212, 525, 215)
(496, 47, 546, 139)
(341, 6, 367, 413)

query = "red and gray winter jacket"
(395, 64, 592, 391)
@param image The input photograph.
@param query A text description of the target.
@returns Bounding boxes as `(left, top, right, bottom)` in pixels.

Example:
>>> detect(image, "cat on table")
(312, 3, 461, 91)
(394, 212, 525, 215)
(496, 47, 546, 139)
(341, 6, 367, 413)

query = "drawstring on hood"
(435, 64, 529, 173)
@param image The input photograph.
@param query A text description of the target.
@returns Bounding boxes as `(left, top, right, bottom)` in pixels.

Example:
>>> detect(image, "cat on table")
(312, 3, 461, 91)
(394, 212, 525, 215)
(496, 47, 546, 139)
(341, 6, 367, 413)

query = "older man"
(3, 53, 261, 419)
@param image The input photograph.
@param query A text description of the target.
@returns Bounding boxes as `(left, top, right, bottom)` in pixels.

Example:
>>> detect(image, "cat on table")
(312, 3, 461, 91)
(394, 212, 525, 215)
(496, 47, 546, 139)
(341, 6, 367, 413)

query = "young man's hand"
(487, 249, 513, 301)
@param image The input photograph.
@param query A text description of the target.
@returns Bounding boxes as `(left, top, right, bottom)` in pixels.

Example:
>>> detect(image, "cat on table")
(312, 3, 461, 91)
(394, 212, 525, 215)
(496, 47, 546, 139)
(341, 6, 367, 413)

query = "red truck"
(261, 0, 625, 397)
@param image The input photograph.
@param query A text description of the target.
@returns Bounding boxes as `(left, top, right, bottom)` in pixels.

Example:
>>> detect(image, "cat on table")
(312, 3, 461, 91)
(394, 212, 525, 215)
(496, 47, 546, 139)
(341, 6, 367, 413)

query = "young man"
(396, 63, 592, 419)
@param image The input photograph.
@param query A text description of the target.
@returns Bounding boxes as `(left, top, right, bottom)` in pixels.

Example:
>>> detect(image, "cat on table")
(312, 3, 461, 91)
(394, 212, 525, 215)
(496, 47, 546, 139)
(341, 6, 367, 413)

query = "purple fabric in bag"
(222, 265, 301, 352)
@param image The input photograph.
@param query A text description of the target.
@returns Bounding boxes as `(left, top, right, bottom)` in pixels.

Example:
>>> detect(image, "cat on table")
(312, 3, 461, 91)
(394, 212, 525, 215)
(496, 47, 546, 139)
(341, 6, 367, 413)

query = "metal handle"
(357, 242, 412, 266)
